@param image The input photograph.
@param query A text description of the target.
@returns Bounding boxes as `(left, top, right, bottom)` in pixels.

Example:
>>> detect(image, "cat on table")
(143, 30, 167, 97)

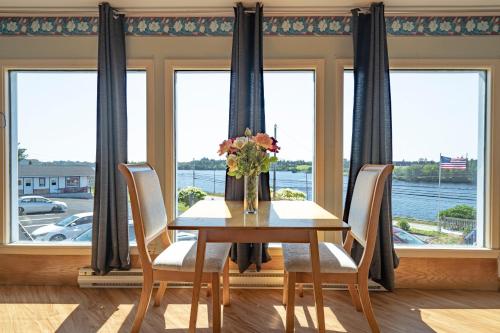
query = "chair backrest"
(118, 163, 170, 266)
(346, 164, 393, 270)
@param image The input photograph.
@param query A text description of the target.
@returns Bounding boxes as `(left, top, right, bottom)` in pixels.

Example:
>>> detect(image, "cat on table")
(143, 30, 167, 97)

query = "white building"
(18, 165, 94, 196)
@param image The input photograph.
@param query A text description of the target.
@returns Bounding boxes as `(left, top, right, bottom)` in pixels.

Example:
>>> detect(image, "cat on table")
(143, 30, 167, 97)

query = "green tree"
(275, 188, 306, 201)
(18, 143, 28, 161)
(439, 204, 476, 220)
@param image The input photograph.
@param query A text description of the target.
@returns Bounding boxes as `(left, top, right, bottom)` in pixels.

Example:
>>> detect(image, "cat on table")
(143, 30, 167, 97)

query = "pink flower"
(254, 133, 273, 149)
(268, 137, 280, 153)
(217, 139, 233, 156)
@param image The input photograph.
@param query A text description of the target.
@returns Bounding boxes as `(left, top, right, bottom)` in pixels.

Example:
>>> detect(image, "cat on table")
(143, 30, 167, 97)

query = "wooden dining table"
(168, 200, 350, 333)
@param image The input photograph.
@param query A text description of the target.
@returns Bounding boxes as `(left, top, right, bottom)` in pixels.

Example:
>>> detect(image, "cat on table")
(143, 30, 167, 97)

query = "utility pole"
(273, 123, 277, 200)
(192, 158, 195, 187)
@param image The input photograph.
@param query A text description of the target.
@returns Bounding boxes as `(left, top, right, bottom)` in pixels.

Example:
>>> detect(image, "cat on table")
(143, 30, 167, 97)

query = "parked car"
(393, 226, 427, 245)
(18, 195, 67, 215)
(72, 220, 136, 242)
(32, 212, 93, 241)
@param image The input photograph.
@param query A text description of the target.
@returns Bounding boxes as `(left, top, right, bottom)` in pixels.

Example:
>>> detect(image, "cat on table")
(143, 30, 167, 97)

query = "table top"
(168, 200, 349, 231)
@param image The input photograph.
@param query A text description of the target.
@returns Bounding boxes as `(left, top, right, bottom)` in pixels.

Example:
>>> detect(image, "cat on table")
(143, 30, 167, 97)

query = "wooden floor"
(0, 286, 499, 332)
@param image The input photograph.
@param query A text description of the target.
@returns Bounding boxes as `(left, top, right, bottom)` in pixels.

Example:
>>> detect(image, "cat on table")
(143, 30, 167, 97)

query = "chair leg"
(223, 258, 230, 306)
(285, 272, 296, 333)
(131, 274, 154, 333)
(347, 284, 362, 312)
(282, 271, 288, 306)
(358, 281, 380, 333)
(298, 283, 304, 297)
(211, 273, 221, 333)
(154, 281, 168, 307)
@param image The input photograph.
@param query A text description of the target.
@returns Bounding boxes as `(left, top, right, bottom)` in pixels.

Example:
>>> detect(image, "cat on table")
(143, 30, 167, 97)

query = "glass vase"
(244, 175, 259, 214)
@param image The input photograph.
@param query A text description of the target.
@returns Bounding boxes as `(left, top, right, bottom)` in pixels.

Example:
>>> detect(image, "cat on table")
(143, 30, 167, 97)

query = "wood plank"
(1, 286, 500, 332)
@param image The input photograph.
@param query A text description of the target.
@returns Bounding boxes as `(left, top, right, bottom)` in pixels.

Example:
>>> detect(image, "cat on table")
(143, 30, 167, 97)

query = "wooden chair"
(119, 163, 231, 333)
(282, 164, 394, 333)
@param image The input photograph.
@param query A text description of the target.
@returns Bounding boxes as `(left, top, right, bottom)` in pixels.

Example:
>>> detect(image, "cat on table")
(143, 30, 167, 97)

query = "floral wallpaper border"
(0, 16, 498, 36)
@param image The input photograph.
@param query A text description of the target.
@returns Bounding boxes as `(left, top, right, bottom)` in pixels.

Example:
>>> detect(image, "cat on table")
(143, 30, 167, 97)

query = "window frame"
(336, 58, 500, 256)
(165, 59, 326, 251)
(0, 59, 155, 254)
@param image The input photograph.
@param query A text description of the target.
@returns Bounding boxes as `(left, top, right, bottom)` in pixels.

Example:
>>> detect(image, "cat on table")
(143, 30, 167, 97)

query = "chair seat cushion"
(282, 242, 358, 273)
(153, 241, 231, 273)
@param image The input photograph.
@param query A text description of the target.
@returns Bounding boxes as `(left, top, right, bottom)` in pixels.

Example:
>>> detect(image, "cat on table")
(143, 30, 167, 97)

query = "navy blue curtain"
(91, 2, 130, 274)
(226, 2, 271, 272)
(344, 2, 398, 290)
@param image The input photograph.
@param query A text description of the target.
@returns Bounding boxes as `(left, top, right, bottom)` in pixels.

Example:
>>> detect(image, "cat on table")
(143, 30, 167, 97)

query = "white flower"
(127, 25, 134, 33)
(41, 21, 53, 31)
(262, 22, 268, 31)
(465, 20, 476, 32)
(6, 21, 17, 31)
(477, 21, 489, 31)
(271, 24, 277, 32)
(282, 20, 291, 32)
(209, 21, 219, 32)
(185, 21, 196, 32)
(318, 19, 327, 32)
(77, 21, 89, 31)
(307, 24, 314, 32)
(92, 25, 97, 33)
(292, 21, 304, 32)
(428, 20, 438, 32)
(31, 20, 40, 32)
(402, 21, 414, 31)
(174, 21, 183, 32)
(455, 25, 461, 33)
(20, 25, 27, 33)
(329, 21, 341, 31)
(137, 20, 147, 32)
(66, 20, 75, 32)
(56, 25, 62, 32)
(199, 24, 205, 33)
(220, 22, 232, 32)
(440, 21, 451, 31)
(391, 20, 401, 31)
(417, 24, 424, 33)
(344, 24, 350, 32)
(149, 21, 160, 32)
(494, 24, 499, 33)
(163, 24, 170, 33)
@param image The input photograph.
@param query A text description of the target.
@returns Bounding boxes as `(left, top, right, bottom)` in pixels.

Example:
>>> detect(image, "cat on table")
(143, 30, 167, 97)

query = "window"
(9, 69, 147, 244)
(343, 69, 487, 247)
(174, 69, 315, 240)
(65, 176, 80, 187)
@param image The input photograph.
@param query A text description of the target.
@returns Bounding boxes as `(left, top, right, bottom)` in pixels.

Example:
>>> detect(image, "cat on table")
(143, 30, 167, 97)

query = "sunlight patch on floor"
(163, 303, 210, 329)
(420, 309, 500, 333)
(98, 304, 134, 333)
(273, 305, 347, 332)
(0, 303, 78, 333)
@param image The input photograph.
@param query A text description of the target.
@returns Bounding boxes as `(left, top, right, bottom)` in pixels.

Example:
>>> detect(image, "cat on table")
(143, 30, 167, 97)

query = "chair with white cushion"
(119, 163, 231, 333)
(282, 164, 393, 333)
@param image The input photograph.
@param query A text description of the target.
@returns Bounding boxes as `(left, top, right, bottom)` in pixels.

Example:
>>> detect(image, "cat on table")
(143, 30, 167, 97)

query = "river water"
(177, 170, 477, 221)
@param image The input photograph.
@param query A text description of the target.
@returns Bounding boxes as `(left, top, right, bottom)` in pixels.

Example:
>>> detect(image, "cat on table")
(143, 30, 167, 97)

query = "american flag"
(440, 156, 467, 170)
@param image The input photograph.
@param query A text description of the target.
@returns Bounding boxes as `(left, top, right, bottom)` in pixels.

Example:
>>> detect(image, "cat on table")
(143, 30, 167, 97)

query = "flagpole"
(437, 153, 442, 232)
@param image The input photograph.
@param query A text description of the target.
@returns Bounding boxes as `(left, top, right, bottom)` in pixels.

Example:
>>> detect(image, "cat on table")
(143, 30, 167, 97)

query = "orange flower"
(254, 133, 273, 149)
(217, 139, 232, 156)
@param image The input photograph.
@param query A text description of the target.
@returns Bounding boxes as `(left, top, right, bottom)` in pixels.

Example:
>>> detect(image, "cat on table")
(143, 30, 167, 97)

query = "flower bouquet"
(218, 128, 279, 214)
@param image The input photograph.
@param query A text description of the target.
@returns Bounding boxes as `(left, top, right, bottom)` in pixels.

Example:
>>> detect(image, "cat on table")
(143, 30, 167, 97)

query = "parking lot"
(18, 197, 94, 241)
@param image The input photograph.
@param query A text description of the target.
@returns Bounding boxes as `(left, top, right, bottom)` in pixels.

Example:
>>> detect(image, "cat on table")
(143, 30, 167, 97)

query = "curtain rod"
(0, 6, 499, 17)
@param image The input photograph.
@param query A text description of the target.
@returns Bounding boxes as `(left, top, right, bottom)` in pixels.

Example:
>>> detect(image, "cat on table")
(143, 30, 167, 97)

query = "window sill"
(0, 243, 139, 255)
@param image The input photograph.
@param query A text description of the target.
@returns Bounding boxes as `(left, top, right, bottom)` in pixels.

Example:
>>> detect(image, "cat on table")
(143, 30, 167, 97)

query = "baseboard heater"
(78, 267, 385, 291)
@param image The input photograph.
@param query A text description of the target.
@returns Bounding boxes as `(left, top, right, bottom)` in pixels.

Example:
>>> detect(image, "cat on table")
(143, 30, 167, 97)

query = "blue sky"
(13, 69, 484, 164)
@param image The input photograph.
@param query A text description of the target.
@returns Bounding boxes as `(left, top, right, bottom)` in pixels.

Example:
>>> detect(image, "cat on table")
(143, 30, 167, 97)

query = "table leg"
(309, 230, 325, 332)
(189, 230, 207, 333)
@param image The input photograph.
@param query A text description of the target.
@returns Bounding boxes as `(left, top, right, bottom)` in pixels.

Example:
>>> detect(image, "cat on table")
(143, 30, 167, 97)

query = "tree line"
(178, 158, 312, 173)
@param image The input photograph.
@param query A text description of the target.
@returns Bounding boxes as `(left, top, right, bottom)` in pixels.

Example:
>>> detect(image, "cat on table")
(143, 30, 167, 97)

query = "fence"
(439, 216, 476, 232)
